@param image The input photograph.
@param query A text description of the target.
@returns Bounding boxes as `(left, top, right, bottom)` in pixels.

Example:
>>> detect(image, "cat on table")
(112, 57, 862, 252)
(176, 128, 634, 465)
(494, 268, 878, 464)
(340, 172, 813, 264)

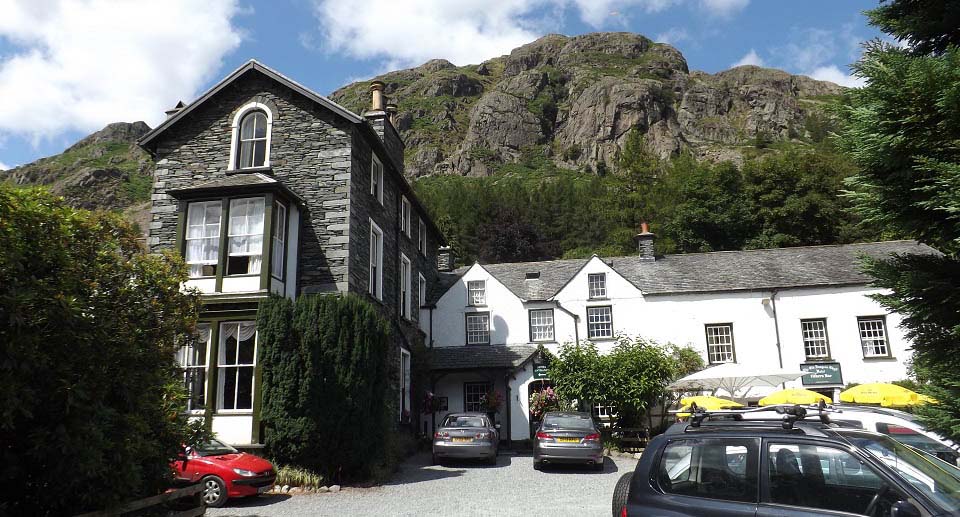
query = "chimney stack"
(385, 103, 399, 128)
(369, 81, 385, 112)
(437, 246, 455, 272)
(636, 222, 656, 261)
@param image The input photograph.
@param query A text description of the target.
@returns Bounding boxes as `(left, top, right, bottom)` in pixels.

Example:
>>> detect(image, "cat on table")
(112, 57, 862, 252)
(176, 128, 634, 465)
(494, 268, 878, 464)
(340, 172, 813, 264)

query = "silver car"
(533, 411, 603, 471)
(432, 412, 499, 465)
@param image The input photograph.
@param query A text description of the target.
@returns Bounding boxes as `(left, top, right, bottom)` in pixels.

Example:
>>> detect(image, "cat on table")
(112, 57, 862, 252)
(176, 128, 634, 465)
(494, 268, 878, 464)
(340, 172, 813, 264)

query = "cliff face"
(331, 32, 843, 177)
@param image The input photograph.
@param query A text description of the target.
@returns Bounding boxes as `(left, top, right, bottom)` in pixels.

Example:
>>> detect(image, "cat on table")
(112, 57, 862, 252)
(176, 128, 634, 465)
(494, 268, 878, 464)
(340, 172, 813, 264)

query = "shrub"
(259, 293, 395, 481)
(0, 187, 202, 515)
(274, 465, 324, 489)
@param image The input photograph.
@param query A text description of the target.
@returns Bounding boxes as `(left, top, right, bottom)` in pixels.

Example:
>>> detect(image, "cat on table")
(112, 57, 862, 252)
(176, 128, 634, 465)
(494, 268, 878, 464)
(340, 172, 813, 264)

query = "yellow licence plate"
(558, 438, 580, 443)
(452, 437, 473, 443)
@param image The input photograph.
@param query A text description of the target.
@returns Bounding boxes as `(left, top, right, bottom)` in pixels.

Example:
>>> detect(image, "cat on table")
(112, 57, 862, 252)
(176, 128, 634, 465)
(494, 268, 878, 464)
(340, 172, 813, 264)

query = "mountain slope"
(331, 32, 843, 177)
(2, 121, 154, 233)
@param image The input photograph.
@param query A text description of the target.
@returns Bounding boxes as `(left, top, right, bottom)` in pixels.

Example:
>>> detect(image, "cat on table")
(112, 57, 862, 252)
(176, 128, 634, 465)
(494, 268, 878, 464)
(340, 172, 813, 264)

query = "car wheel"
(533, 460, 542, 471)
(594, 459, 604, 472)
(431, 453, 439, 465)
(201, 475, 228, 508)
(611, 472, 632, 517)
(487, 454, 497, 465)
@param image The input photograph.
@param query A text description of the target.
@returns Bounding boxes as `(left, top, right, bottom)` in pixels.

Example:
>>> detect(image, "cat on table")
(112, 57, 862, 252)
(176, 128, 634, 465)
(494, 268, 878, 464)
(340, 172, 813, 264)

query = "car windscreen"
(196, 438, 238, 456)
(876, 423, 953, 453)
(441, 415, 487, 428)
(542, 415, 594, 430)
(841, 431, 960, 512)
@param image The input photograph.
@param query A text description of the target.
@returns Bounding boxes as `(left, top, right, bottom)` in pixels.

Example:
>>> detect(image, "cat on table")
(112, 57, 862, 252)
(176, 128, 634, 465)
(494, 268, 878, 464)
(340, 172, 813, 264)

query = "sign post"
(800, 362, 843, 386)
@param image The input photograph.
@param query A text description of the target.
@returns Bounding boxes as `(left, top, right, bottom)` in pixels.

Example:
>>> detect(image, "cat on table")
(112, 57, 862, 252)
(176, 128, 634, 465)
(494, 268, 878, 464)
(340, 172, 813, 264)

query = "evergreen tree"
(836, 2, 960, 439)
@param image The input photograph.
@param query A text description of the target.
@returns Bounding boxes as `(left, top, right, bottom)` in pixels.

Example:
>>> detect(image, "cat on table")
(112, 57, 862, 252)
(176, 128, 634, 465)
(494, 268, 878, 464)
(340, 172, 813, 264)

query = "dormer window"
(229, 102, 272, 170)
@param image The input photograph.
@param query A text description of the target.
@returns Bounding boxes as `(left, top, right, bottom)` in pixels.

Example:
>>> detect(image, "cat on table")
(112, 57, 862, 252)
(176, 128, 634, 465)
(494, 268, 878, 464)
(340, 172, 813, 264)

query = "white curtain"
(185, 201, 221, 277)
(221, 322, 257, 342)
(228, 198, 264, 274)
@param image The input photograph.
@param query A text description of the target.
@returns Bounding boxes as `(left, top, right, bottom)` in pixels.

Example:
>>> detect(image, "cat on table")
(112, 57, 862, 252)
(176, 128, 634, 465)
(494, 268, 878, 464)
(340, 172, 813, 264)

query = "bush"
(0, 187, 202, 515)
(274, 465, 324, 489)
(259, 294, 395, 481)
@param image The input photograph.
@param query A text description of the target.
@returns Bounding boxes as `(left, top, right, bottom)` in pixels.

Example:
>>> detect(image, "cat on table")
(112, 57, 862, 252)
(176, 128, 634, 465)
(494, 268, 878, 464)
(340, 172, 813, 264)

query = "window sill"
(863, 356, 897, 362)
(225, 273, 260, 278)
(466, 305, 488, 308)
(588, 297, 609, 301)
(215, 410, 254, 415)
(804, 357, 834, 362)
(588, 337, 615, 342)
(226, 166, 272, 175)
(466, 342, 491, 346)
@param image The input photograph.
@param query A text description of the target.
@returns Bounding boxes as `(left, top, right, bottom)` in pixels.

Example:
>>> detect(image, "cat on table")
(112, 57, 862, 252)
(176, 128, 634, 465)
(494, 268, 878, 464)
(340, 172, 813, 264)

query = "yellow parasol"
(677, 395, 743, 418)
(840, 383, 932, 407)
(759, 388, 832, 406)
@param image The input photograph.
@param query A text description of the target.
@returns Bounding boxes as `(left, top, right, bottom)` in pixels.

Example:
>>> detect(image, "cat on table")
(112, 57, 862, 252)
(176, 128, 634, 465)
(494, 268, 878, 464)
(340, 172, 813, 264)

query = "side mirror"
(495, 424, 501, 430)
(184, 446, 193, 457)
(891, 500, 921, 517)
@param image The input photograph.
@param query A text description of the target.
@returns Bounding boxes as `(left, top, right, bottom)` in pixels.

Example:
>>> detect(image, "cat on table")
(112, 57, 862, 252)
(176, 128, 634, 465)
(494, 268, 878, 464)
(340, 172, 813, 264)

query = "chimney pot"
(437, 246, 455, 272)
(369, 81, 385, 111)
(385, 103, 398, 127)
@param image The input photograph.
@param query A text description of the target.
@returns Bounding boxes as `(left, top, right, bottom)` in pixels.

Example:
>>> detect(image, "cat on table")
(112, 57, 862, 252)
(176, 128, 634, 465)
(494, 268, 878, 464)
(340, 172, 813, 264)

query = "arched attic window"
(237, 110, 268, 169)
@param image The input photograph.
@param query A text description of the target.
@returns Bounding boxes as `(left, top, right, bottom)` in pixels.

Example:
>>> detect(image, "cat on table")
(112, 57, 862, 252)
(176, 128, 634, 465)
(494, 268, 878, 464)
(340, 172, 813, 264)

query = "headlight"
(233, 468, 257, 477)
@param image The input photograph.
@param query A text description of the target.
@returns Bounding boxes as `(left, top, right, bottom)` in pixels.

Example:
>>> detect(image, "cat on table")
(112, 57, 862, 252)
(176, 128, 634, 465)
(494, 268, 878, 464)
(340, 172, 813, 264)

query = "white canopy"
(668, 362, 810, 397)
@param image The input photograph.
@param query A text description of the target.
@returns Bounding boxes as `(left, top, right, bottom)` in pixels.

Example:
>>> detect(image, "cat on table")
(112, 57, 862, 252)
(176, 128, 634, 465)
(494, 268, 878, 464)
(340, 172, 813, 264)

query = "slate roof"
(167, 172, 305, 203)
(429, 344, 539, 371)
(428, 240, 935, 303)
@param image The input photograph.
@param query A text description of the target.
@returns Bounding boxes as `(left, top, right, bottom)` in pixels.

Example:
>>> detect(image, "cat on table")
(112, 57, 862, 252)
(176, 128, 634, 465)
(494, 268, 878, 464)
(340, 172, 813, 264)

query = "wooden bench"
(615, 428, 649, 452)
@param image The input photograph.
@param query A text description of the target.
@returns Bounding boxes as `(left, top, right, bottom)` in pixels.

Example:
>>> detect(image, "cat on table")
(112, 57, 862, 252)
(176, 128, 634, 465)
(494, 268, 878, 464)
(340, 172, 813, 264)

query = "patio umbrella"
(840, 383, 928, 407)
(677, 395, 742, 418)
(759, 388, 831, 406)
(667, 362, 810, 397)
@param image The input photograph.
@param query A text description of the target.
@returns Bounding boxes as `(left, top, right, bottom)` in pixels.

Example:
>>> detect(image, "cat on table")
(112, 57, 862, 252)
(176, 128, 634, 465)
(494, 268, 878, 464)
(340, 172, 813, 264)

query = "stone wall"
(148, 72, 354, 294)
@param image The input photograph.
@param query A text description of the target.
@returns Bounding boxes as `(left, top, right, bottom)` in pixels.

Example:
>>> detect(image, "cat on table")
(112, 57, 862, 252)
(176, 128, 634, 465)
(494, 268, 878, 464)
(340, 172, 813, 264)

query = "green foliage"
(274, 465, 324, 489)
(866, 0, 960, 56)
(835, 12, 960, 440)
(0, 186, 202, 515)
(258, 293, 395, 481)
(548, 337, 703, 428)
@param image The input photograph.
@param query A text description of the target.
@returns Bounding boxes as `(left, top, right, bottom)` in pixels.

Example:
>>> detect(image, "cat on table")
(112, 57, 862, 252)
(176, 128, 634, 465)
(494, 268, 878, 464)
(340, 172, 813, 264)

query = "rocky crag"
(2, 121, 155, 233)
(331, 32, 842, 177)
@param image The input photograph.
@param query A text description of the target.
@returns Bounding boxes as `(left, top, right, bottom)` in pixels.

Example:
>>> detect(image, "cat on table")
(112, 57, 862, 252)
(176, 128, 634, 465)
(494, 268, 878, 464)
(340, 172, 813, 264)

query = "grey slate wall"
(148, 72, 354, 294)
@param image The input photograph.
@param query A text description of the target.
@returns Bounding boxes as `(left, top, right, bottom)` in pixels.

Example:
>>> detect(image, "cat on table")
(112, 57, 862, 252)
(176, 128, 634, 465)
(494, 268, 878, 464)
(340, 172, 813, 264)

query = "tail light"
(584, 433, 601, 442)
(434, 431, 449, 439)
(620, 506, 628, 517)
(475, 432, 491, 440)
(536, 431, 553, 440)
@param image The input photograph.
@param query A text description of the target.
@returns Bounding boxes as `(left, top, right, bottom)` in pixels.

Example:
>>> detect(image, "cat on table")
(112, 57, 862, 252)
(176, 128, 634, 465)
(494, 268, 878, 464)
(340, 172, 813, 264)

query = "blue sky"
(0, 0, 884, 170)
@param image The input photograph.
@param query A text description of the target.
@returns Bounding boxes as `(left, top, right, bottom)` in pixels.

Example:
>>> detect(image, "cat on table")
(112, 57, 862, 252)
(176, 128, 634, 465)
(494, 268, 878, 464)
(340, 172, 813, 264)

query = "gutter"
(553, 300, 580, 345)
(770, 289, 784, 387)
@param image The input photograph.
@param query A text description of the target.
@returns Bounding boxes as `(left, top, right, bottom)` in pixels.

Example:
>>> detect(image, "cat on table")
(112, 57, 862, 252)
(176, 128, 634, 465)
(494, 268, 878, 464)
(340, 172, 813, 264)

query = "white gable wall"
(431, 264, 528, 347)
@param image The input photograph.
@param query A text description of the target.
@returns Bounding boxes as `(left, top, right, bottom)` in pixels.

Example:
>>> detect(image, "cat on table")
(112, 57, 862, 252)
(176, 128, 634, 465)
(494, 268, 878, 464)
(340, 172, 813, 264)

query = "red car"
(172, 439, 275, 507)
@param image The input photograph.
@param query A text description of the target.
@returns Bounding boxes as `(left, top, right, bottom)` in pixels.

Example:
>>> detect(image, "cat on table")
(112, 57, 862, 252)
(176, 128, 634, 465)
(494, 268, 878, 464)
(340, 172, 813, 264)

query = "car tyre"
(201, 475, 228, 508)
(533, 459, 543, 471)
(594, 459, 604, 472)
(431, 453, 439, 466)
(611, 472, 632, 517)
(487, 454, 497, 465)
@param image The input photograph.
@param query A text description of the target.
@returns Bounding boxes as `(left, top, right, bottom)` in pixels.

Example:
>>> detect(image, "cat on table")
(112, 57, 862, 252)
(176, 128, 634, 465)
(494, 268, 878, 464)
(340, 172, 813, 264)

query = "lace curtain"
(228, 198, 264, 274)
(185, 201, 221, 277)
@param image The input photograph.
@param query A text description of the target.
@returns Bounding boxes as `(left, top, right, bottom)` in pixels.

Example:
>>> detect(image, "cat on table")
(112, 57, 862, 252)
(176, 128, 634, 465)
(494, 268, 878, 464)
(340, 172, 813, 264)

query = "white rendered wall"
(431, 264, 529, 347)
(211, 414, 254, 445)
(222, 275, 260, 293)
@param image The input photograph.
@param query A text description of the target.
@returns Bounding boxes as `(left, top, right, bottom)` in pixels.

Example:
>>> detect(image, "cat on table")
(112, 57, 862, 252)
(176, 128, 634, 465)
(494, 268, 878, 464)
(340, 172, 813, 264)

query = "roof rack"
(677, 401, 836, 432)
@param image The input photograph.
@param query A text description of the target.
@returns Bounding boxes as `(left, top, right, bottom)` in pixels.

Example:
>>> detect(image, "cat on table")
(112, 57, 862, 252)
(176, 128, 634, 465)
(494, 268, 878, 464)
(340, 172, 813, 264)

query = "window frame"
(465, 312, 491, 345)
(467, 280, 486, 306)
(800, 318, 830, 360)
(177, 323, 211, 413)
(217, 321, 257, 413)
(705, 323, 736, 364)
(369, 219, 384, 301)
(228, 102, 272, 171)
(184, 200, 223, 278)
(464, 382, 491, 412)
(226, 197, 266, 277)
(418, 273, 427, 312)
(858, 316, 891, 358)
(657, 437, 760, 505)
(418, 218, 426, 255)
(528, 308, 555, 343)
(270, 201, 287, 281)
(370, 155, 383, 205)
(401, 196, 412, 238)
(399, 348, 411, 422)
(400, 253, 412, 320)
(586, 305, 613, 340)
(588, 273, 607, 299)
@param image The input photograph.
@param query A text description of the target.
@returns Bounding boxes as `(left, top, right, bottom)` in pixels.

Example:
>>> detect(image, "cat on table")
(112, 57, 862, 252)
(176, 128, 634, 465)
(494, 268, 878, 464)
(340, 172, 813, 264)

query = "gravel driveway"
(207, 451, 637, 517)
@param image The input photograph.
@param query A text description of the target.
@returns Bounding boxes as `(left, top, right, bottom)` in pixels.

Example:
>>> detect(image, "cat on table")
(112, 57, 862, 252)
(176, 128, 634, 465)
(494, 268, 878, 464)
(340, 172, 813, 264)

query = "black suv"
(612, 406, 960, 516)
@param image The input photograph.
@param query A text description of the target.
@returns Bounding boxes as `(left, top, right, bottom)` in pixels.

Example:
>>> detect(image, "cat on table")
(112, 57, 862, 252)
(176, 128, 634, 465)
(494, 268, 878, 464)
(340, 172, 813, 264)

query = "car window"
(765, 442, 900, 515)
(876, 423, 952, 454)
(441, 416, 487, 428)
(658, 438, 758, 504)
(542, 414, 594, 430)
(196, 439, 238, 456)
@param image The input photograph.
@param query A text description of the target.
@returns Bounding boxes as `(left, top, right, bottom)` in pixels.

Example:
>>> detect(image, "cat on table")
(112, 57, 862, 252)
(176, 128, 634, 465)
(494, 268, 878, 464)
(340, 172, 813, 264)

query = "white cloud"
(732, 49, 764, 67)
(0, 0, 244, 143)
(807, 65, 865, 88)
(700, 0, 749, 17)
(656, 27, 690, 46)
(0, 161, 9, 170)
(308, 0, 689, 69)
